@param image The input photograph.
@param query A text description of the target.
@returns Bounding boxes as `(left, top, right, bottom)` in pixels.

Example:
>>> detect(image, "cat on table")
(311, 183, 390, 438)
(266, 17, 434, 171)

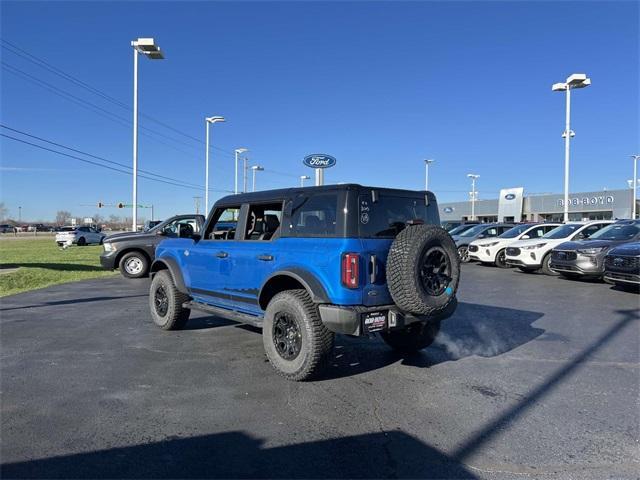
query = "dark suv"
(100, 214, 205, 278)
(148, 185, 460, 380)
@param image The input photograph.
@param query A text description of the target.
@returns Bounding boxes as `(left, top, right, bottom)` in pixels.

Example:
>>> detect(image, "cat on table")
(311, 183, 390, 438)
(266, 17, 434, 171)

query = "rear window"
(359, 194, 430, 238)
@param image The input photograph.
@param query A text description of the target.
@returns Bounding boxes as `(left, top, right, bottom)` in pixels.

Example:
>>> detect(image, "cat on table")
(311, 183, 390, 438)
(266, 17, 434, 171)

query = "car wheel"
(119, 252, 149, 279)
(77, 237, 86, 246)
(540, 253, 557, 276)
(149, 270, 190, 330)
(494, 249, 508, 268)
(381, 320, 441, 353)
(386, 225, 460, 317)
(263, 289, 335, 381)
(457, 246, 470, 263)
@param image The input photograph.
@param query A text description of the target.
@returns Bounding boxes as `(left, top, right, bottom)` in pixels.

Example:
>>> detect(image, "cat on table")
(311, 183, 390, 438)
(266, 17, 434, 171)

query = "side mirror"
(521, 234, 530, 239)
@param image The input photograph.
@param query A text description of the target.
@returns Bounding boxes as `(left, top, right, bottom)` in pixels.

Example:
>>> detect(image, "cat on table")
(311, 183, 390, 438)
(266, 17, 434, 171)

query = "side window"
(289, 194, 338, 236)
(484, 227, 498, 237)
(499, 226, 511, 234)
(244, 202, 283, 241)
(544, 225, 558, 234)
(579, 224, 602, 239)
(206, 207, 240, 240)
(78, 227, 88, 232)
(528, 226, 546, 238)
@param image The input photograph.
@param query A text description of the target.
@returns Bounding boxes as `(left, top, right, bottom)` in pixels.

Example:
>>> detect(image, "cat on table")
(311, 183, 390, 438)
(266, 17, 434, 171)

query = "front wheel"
(458, 246, 470, 263)
(262, 290, 334, 381)
(494, 249, 508, 268)
(540, 253, 557, 276)
(149, 270, 190, 330)
(76, 237, 86, 246)
(380, 321, 441, 353)
(119, 251, 149, 279)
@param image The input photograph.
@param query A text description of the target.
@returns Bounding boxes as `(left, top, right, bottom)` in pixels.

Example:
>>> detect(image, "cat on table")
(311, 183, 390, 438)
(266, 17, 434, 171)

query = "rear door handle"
(216, 251, 229, 258)
(257, 254, 274, 261)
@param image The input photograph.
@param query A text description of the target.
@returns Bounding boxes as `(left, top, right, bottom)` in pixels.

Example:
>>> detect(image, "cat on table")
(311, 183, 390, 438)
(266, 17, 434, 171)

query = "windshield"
(499, 224, 533, 239)
(588, 223, 640, 241)
(449, 224, 476, 235)
(458, 224, 489, 237)
(543, 224, 581, 239)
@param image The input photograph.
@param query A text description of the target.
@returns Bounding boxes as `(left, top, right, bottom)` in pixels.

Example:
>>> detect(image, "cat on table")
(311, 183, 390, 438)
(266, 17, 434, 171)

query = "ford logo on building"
(504, 193, 516, 200)
(303, 154, 336, 169)
(443, 207, 454, 213)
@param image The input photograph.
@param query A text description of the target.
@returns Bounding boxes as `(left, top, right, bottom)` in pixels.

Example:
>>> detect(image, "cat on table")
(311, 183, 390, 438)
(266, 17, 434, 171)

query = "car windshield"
(588, 223, 640, 240)
(458, 224, 489, 237)
(542, 224, 581, 239)
(448, 224, 475, 235)
(499, 224, 532, 239)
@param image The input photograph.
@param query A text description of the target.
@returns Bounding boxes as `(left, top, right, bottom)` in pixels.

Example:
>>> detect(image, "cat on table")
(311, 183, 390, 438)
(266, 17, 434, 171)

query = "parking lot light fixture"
(467, 174, 480, 220)
(205, 116, 225, 213)
(552, 73, 591, 223)
(131, 37, 164, 232)
(424, 159, 434, 191)
(251, 165, 264, 192)
(300, 175, 311, 187)
(234, 148, 248, 194)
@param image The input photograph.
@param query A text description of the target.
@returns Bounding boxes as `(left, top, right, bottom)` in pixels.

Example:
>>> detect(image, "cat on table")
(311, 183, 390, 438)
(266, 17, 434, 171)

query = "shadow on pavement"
(0, 430, 475, 479)
(0, 295, 147, 312)
(1, 262, 105, 272)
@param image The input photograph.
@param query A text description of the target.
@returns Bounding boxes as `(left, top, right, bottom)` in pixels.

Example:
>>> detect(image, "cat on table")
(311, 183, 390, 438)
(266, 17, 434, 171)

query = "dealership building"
(438, 188, 637, 223)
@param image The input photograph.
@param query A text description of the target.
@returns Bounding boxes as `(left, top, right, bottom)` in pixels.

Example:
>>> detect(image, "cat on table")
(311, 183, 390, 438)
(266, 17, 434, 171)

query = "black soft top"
(214, 184, 428, 207)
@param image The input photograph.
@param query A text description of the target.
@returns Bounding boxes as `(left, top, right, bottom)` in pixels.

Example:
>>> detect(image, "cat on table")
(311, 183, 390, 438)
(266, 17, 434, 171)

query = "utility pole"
(193, 196, 202, 215)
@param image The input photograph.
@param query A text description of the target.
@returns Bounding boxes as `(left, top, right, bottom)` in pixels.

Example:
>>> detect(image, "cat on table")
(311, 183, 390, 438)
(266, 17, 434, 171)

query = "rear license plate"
(362, 311, 387, 333)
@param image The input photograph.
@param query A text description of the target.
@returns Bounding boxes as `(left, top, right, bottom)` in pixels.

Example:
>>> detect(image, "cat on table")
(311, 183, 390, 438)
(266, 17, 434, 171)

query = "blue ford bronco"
(149, 184, 460, 380)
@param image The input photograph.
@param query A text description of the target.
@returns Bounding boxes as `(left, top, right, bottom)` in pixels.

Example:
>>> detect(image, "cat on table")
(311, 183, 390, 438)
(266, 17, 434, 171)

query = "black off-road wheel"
(494, 249, 508, 268)
(149, 270, 190, 330)
(387, 225, 460, 316)
(381, 320, 441, 353)
(262, 290, 334, 381)
(119, 251, 149, 279)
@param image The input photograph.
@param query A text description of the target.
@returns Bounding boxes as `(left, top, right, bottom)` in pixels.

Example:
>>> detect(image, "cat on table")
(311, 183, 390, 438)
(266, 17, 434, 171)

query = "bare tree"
(55, 210, 72, 226)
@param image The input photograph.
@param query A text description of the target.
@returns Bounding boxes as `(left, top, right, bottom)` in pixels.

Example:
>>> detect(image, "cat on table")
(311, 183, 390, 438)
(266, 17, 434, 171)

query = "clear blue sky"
(1, 1, 638, 222)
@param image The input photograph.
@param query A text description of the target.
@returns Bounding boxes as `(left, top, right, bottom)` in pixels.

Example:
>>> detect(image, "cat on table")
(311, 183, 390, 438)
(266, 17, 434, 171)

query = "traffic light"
(97, 202, 104, 208)
(117, 202, 124, 209)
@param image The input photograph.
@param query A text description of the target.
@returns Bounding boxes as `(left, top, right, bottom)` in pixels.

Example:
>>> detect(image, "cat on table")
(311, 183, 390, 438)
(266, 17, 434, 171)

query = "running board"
(183, 301, 264, 328)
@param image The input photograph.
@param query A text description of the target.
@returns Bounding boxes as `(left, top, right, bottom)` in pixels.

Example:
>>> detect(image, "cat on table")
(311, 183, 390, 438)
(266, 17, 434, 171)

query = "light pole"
(632, 155, 640, 219)
(251, 165, 264, 192)
(243, 156, 249, 193)
(467, 174, 479, 220)
(424, 159, 434, 191)
(234, 148, 248, 194)
(205, 116, 225, 213)
(300, 175, 311, 187)
(131, 38, 164, 232)
(552, 73, 591, 222)
(193, 196, 201, 215)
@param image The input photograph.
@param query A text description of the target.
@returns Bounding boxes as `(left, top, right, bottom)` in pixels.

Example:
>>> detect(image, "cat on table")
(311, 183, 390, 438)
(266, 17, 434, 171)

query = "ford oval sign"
(504, 193, 516, 200)
(303, 154, 336, 169)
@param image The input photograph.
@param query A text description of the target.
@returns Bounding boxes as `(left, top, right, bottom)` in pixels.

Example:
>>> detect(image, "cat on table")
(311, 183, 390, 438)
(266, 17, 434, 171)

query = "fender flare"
(259, 268, 330, 308)
(150, 257, 188, 295)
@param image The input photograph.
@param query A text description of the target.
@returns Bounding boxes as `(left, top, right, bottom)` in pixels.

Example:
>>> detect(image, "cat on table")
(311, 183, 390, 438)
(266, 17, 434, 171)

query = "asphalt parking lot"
(1, 264, 638, 479)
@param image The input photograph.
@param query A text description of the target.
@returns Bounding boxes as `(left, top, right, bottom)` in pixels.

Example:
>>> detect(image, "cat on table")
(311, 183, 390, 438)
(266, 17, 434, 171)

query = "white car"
(505, 220, 613, 274)
(468, 222, 562, 267)
(55, 226, 106, 247)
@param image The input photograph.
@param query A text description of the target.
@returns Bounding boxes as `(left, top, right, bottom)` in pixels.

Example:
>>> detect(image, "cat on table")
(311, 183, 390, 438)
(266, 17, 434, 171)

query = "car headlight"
(103, 242, 116, 252)
(479, 242, 500, 247)
(577, 246, 607, 254)
(522, 243, 547, 250)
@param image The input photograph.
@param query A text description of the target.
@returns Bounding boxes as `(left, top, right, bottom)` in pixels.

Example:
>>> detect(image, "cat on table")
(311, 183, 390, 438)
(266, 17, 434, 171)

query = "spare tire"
(386, 225, 460, 316)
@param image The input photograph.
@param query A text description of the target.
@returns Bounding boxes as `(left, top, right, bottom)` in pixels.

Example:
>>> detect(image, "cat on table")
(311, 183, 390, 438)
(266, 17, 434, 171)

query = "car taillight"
(341, 253, 359, 289)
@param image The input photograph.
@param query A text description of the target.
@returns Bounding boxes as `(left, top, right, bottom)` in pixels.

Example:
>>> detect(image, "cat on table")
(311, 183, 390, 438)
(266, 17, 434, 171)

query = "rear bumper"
(318, 301, 456, 336)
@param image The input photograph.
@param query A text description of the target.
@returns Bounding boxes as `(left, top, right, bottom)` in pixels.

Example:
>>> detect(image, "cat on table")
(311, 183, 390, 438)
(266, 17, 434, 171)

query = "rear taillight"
(341, 253, 360, 289)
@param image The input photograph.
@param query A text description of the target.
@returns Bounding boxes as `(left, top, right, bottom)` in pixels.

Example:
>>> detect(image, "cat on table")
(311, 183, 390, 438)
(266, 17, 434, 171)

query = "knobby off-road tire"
(149, 270, 190, 330)
(119, 251, 149, 279)
(263, 289, 334, 381)
(387, 225, 460, 316)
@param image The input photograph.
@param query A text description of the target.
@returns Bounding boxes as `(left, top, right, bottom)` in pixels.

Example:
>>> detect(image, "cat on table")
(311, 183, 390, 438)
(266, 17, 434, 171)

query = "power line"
(1, 133, 233, 193)
(1, 39, 236, 158)
(0, 124, 202, 188)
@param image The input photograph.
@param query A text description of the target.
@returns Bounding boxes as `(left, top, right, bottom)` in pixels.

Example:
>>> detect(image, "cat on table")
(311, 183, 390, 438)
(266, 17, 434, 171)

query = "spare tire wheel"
(386, 225, 460, 316)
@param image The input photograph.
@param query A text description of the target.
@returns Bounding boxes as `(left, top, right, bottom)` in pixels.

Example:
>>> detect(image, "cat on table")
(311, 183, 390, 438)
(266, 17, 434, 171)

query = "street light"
(300, 175, 311, 187)
(205, 116, 225, 213)
(424, 159, 435, 191)
(632, 155, 640, 219)
(467, 174, 480, 220)
(552, 73, 591, 222)
(251, 165, 264, 192)
(234, 148, 248, 194)
(131, 37, 164, 231)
